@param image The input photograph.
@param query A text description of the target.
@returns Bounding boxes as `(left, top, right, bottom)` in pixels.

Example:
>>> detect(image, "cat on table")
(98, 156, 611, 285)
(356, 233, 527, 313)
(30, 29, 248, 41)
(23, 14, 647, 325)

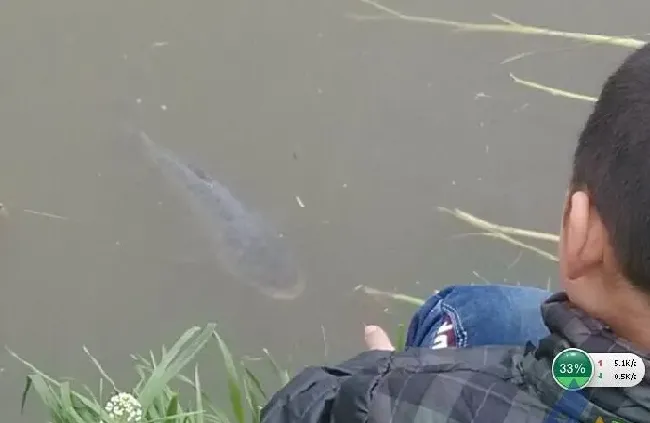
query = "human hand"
(364, 325, 395, 351)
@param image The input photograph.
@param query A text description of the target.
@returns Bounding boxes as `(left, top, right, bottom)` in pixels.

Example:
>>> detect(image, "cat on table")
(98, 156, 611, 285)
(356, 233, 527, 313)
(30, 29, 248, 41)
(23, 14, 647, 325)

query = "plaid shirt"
(261, 293, 650, 423)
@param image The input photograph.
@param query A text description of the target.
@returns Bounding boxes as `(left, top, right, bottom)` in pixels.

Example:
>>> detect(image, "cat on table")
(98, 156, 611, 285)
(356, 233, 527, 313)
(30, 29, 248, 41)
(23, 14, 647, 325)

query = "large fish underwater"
(136, 131, 305, 300)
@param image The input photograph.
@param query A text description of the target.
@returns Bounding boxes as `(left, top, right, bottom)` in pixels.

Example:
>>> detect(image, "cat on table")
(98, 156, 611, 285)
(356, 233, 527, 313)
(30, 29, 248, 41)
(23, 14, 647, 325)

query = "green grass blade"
(138, 323, 215, 408)
(139, 357, 221, 423)
(242, 370, 261, 423)
(164, 393, 180, 423)
(147, 408, 162, 423)
(134, 353, 153, 367)
(20, 376, 32, 414)
(26, 374, 58, 409)
(140, 327, 199, 403)
(147, 389, 167, 423)
(143, 411, 203, 422)
(134, 365, 150, 392)
(207, 403, 232, 423)
(59, 381, 87, 423)
(83, 345, 117, 392)
(11, 325, 281, 423)
(80, 384, 100, 406)
(212, 330, 245, 423)
(194, 365, 205, 423)
(174, 373, 216, 408)
(99, 377, 104, 404)
(171, 372, 230, 423)
(243, 367, 267, 400)
(26, 374, 65, 422)
(394, 323, 407, 352)
(262, 349, 290, 387)
(8, 348, 106, 416)
(154, 395, 167, 419)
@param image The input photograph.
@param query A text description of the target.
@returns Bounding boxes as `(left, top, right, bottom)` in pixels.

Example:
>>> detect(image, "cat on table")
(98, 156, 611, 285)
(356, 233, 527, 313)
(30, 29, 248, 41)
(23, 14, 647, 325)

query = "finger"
(364, 325, 395, 351)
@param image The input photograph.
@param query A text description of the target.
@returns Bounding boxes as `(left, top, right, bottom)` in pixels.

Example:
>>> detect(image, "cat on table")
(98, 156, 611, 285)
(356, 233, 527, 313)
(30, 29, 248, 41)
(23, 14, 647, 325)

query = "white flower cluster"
(104, 391, 143, 423)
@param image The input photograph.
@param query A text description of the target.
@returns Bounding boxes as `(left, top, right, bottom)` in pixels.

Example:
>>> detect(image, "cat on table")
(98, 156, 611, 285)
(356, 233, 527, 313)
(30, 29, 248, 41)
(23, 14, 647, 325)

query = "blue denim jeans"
(406, 285, 551, 349)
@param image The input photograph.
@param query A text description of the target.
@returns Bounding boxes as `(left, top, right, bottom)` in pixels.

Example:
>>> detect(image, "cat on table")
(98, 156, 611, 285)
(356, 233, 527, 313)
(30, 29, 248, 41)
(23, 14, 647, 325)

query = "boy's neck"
(601, 289, 650, 353)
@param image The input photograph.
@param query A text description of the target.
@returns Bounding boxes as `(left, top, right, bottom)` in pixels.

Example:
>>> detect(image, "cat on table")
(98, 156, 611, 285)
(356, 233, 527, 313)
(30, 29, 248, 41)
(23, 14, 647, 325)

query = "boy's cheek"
(558, 225, 579, 293)
(558, 218, 569, 282)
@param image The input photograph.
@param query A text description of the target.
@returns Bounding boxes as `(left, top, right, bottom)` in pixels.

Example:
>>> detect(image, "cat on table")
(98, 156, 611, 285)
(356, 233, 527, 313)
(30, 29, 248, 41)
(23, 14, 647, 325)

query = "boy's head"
(560, 43, 650, 338)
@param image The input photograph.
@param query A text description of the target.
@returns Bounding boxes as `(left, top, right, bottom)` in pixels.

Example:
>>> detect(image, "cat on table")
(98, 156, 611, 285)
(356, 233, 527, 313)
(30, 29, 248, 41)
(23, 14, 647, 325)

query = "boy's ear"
(560, 190, 604, 282)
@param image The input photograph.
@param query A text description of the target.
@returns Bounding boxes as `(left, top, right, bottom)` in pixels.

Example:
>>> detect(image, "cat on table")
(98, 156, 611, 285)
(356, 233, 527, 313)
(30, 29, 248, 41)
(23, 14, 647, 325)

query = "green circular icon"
(552, 348, 594, 391)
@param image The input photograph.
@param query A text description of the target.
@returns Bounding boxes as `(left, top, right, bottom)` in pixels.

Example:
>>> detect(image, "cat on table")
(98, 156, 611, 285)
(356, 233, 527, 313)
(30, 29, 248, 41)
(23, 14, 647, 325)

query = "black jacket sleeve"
(260, 350, 394, 423)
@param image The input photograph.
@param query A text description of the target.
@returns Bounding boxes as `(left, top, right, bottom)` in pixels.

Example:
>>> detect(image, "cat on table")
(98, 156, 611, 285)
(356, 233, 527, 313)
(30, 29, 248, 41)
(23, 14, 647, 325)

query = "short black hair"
(571, 42, 650, 292)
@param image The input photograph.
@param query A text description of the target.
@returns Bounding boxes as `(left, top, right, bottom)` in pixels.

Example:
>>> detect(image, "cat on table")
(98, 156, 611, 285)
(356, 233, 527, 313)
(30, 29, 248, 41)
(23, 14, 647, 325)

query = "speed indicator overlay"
(552, 348, 594, 391)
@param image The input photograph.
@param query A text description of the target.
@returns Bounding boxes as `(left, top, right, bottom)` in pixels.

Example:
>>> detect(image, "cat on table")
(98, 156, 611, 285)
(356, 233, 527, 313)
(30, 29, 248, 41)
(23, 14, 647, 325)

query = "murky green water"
(0, 0, 645, 420)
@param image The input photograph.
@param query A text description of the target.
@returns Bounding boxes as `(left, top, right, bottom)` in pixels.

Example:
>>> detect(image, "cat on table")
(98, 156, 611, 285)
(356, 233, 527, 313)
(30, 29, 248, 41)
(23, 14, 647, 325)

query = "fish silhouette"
(137, 131, 304, 300)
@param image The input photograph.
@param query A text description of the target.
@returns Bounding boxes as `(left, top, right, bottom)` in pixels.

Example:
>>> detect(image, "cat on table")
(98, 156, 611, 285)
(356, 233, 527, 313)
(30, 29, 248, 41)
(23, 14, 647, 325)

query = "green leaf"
(212, 329, 245, 423)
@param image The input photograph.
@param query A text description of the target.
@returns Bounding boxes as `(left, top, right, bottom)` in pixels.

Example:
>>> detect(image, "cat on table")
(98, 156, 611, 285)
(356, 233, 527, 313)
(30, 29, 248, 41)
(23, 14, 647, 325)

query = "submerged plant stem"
(355, 285, 427, 306)
(351, 0, 645, 48)
(439, 208, 558, 261)
(480, 232, 558, 262)
(438, 207, 559, 242)
(510, 74, 598, 102)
